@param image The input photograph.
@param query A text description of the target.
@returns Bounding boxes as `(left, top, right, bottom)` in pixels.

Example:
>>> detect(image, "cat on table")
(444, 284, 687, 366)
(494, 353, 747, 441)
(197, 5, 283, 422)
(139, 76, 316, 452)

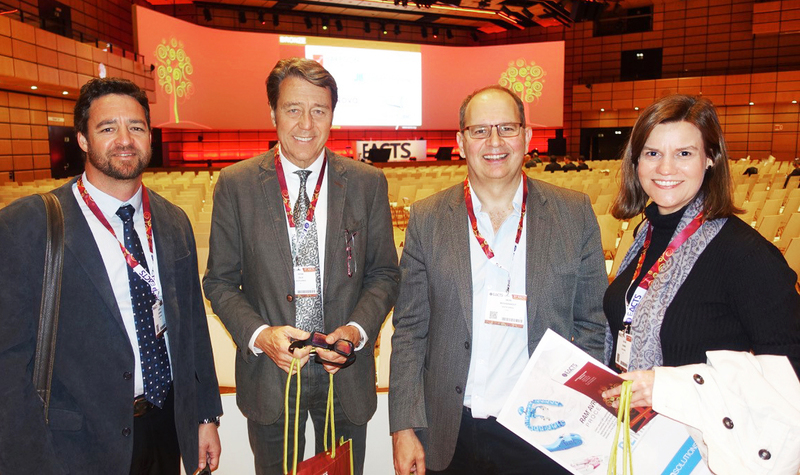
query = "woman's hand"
(601, 370, 656, 408)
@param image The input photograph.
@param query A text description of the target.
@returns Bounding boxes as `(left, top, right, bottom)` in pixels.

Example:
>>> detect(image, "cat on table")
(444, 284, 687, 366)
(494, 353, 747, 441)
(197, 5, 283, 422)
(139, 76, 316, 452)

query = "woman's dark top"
(604, 202, 800, 376)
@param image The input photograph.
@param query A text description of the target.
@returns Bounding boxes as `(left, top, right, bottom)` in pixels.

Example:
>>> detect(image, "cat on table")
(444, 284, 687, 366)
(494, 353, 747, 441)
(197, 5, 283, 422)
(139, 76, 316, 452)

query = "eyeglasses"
(462, 123, 523, 139)
(288, 331, 356, 368)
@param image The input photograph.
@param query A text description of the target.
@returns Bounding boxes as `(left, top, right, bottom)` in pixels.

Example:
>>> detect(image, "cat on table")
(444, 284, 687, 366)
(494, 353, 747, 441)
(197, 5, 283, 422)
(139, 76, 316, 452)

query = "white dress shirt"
(464, 177, 529, 419)
(249, 147, 366, 353)
(72, 173, 170, 398)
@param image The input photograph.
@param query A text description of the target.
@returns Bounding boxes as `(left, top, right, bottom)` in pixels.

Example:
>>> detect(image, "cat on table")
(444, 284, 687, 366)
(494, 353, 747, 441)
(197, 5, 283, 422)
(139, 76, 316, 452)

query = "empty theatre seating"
(5, 157, 800, 391)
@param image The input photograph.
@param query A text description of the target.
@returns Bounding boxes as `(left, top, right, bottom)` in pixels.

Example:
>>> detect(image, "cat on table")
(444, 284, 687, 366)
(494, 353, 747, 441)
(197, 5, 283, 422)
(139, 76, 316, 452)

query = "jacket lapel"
(524, 177, 550, 354)
(149, 193, 181, 343)
(446, 187, 474, 338)
(54, 181, 128, 337)
(324, 150, 346, 297)
(259, 150, 294, 277)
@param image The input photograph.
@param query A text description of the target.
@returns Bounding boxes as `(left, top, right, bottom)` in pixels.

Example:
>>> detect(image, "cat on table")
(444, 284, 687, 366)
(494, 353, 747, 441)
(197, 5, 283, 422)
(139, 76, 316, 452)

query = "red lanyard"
(463, 174, 528, 261)
(274, 148, 326, 233)
(77, 176, 154, 270)
(622, 210, 705, 326)
(629, 210, 705, 291)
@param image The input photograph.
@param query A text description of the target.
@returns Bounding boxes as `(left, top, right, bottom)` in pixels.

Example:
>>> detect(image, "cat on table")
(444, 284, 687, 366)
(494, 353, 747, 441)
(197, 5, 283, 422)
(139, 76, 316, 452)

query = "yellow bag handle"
(283, 362, 339, 475)
(284, 358, 302, 475)
(324, 372, 336, 457)
(608, 380, 633, 475)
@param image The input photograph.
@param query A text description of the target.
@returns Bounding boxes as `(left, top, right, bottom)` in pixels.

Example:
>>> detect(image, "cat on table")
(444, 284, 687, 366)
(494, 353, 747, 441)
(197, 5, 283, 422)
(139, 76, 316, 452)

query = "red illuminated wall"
(134, 6, 564, 133)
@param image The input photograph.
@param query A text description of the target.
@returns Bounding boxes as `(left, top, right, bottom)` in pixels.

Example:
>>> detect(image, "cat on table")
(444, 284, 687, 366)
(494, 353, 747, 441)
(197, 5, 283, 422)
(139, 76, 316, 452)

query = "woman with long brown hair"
(601, 95, 800, 474)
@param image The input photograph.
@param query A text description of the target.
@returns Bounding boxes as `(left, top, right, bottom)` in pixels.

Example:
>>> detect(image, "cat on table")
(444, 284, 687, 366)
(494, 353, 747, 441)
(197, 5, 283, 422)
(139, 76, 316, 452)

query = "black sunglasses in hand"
(288, 331, 356, 369)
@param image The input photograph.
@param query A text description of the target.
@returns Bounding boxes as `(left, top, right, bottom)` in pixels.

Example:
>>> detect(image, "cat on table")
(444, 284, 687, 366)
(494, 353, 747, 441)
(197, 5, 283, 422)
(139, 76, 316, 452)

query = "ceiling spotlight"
(421, 26, 427, 38)
(30, 85, 37, 90)
(446, 28, 453, 39)
(394, 24, 401, 35)
(258, 11, 265, 25)
(203, 7, 212, 22)
(335, 19, 343, 31)
(238, 10, 246, 24)
(322, 18, 329, 30)
(432, 26, 439, 38)
(364, 21, 371, 33)
(305, 17, 313, 29)
(381, 23, 387, 34)
(62, 90, 68, 95)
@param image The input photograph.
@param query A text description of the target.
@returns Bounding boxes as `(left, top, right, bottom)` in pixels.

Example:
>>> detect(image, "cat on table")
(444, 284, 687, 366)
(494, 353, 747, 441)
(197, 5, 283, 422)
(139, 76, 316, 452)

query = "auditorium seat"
(783, 238, 800, 282)
(609, 228, 636, 278)
(778, 213, 800, 251)
(596, 214, 622, 260)
(757, 214, 782, 242)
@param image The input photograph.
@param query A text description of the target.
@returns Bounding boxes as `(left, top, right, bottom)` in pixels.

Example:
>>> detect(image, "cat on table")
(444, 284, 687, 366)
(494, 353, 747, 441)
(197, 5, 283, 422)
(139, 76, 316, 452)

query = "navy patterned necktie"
(293, 170, 324, 332)
(116, 204, 171, 407)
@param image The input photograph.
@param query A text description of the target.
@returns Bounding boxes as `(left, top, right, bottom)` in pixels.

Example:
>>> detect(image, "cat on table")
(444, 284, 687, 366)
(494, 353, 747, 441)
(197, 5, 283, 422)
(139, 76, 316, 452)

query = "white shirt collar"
(81, 172, 144, 220)
(277, 145, 327, 175)
(468, 175, 525, 214)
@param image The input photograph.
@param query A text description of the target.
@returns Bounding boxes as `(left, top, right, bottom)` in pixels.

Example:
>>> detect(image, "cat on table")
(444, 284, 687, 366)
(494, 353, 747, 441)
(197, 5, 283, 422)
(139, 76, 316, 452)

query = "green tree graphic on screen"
(499, 58, 546, 104)
(155, 38, 195, 124)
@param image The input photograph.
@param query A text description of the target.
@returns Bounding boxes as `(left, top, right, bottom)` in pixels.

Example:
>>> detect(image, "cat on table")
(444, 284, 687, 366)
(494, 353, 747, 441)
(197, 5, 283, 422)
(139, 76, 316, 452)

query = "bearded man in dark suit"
(0, 78, 222, 475)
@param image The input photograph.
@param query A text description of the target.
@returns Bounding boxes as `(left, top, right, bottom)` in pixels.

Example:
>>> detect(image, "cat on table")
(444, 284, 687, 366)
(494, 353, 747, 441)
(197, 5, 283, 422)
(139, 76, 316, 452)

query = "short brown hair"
(74, 78, 150, 137)
(611, 95, 741, 220)
(459, 85, 525, 130)
(266, 57, 338, 112)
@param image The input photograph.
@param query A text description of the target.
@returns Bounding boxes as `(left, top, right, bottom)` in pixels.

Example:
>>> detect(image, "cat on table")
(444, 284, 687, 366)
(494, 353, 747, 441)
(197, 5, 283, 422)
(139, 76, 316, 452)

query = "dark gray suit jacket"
(0, 179, 222, 474)
(388, 177, 608, 470)
(203, 148, 399, 426)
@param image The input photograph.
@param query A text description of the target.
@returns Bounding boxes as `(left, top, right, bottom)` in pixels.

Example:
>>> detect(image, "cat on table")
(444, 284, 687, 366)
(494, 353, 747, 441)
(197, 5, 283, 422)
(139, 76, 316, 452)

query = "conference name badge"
(615, 330, 632, 371)
(293, 265, 318, 298)
(485, 291, 526, 328)
(153, 300, 167, 338)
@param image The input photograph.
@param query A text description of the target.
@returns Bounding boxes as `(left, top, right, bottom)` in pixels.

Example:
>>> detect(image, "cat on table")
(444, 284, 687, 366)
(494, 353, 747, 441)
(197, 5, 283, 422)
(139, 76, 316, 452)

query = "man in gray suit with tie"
(203, 58, 399, 475)
(389, 85, 607, 474)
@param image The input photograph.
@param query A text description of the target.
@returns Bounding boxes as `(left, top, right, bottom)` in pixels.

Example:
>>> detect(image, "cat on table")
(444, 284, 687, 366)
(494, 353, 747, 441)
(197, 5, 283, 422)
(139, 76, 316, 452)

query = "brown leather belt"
(133, 396, 156, 417)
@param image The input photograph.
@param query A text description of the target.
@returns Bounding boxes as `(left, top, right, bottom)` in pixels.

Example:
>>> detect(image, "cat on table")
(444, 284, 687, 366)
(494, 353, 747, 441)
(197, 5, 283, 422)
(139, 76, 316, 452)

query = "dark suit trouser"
(130, 388, 180, 475)
(428, 407, 570, 475)
(247, 362, 367, 475)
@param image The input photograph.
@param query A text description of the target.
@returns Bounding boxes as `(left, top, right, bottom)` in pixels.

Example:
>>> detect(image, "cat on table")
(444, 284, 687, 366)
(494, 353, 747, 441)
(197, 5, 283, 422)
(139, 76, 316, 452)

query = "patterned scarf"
(604, 194, 727, 370)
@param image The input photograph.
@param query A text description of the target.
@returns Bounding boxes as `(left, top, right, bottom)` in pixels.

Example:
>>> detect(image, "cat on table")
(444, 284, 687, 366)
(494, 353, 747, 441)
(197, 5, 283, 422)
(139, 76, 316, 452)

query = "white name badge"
(153, 300, 167, 338)
(293, 265, 318, 297)
(615, 330, 632, 371)
(484, 291, 526, 328)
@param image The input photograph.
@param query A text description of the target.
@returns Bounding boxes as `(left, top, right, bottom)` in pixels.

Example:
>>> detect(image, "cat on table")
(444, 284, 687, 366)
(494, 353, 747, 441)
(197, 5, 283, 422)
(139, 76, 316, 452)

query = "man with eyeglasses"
(389, 85, 607, 475)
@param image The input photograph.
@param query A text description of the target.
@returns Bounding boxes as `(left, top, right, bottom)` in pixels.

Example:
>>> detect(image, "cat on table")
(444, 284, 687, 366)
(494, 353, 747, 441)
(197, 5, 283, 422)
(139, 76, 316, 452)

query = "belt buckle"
(133, 396, 154, 417)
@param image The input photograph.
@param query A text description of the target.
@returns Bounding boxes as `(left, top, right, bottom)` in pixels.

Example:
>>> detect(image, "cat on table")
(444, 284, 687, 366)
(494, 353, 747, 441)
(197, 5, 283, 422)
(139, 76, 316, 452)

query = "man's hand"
(317, 325, 361, 374)
(254, 326, 311, 374)
(197, 422, 221, 472)
(392, 429, 425, 475)
(601, 370, 656, 409)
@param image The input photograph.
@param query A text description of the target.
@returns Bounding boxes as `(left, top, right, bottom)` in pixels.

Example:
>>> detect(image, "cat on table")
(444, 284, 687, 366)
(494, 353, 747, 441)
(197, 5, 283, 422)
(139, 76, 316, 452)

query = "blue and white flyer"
(497, 329, 711, 475)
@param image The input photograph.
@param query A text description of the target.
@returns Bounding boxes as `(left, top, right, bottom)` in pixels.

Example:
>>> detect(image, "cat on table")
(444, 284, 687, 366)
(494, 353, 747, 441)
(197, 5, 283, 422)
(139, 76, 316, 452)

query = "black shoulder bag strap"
(34, 192, 65, 424)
